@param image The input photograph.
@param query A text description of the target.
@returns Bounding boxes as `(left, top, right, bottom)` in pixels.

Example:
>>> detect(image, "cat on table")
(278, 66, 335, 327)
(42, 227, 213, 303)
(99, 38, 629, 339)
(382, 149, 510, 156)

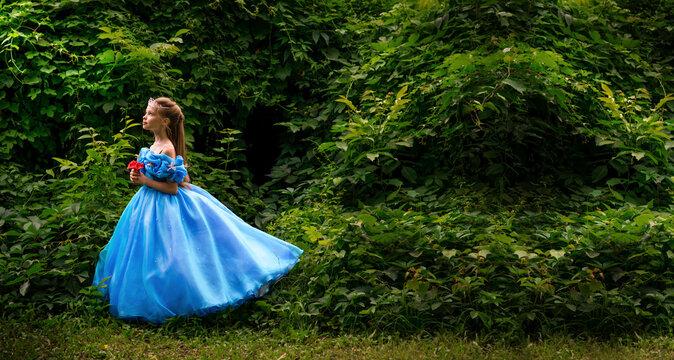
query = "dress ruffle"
(138, 147, 188, 184)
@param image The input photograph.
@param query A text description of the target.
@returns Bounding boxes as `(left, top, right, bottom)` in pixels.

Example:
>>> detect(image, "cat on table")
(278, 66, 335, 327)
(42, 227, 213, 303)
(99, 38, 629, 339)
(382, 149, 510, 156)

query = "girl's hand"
(130, 169, 147, 185)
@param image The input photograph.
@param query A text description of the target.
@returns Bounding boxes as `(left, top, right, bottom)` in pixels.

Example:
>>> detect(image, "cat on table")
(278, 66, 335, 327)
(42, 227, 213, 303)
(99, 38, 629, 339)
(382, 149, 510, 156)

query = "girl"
(92, 97, 303, 324)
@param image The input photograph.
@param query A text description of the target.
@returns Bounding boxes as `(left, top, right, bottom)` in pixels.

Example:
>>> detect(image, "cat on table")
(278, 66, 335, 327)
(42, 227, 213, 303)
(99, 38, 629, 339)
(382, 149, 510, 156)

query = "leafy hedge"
(0, 0, 344, 167)
(4, 1, 673, 197)
(263, 199, 674, 336)
(269, 0, 674, 204)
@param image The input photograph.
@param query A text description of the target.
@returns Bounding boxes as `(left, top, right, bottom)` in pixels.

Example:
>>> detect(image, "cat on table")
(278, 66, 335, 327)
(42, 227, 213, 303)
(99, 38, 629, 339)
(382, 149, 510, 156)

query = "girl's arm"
(131, 170, 179, 195)
(180, 174, 192, 189)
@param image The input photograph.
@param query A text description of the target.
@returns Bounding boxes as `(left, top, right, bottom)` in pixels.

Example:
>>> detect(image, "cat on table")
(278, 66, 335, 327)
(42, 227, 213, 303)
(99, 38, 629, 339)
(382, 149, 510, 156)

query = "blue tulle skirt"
(92, 184, 303, 324)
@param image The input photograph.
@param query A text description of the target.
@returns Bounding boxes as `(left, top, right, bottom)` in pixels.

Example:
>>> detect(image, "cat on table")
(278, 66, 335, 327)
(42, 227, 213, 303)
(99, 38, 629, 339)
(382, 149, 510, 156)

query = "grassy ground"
(2, 316, 674, 360)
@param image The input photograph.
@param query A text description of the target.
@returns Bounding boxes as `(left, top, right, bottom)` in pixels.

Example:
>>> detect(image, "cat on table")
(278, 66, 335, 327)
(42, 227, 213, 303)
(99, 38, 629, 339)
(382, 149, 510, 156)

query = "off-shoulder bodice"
(137, 147, 188, 183)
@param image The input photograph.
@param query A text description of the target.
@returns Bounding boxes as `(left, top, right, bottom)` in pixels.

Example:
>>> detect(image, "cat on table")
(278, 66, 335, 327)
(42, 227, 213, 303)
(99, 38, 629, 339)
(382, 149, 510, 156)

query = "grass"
(2, 315, 674, 359)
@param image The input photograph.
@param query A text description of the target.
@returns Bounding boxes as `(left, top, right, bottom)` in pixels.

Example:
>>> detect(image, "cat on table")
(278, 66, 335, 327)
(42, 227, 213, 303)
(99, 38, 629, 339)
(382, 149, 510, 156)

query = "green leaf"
(0, 76, 14, 88)
(634, 214, 654, 227)
(396, 85, 408, 100)
(654, 93, 674, 110)
(274, 64, 292, 80)
(86, 149, 102, 162)
(592, 166, 608, 183)
(588, 31, 602, 43)
(600, 83, 613, 98)
(175, 28, 190, 37)
(24, 73, 41, 85)
(549, 250, 565, 259)
(514, 250, 530, 259)
(407, 33, 419, 46)
(356, 214, 377, 226)
(19, 281, 29, 296)
(27, 88, 41, 100)
(586, 251, 600, 258)
(317, 142, 335, 152)
(98, 49, 116, 63)
(395, 138, 413, 147)
(401, 166, 417, 182)
(335, 96, 357, 111)
(494, 234, 514, 244)
(442, 249, 458, 259)
(611, 190, 624, 201)
(606, 178, 622, 187)
(40, 65, 57, 74)
(502, 79, 526, 94)
(102, 102, 114, 113)
(377, 184, 398, 196)
(25, 264, 43, 277)
(325, 47, 339, 60)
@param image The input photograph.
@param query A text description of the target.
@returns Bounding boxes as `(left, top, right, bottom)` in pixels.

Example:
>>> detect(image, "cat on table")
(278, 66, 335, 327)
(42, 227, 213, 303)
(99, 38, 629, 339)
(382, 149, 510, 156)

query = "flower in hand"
(127, 160, 145, 170)
(129, 168, 147, 185)
(128, 160, 146, 185)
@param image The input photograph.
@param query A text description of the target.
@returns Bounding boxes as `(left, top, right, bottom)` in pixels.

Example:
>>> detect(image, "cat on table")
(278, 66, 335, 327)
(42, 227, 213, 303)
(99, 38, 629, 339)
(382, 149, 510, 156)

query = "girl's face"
(142, 106, 168, 133)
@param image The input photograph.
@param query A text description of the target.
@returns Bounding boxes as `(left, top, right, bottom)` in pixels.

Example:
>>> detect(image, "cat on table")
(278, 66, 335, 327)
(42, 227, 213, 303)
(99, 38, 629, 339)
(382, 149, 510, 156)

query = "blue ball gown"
(92, 147, 303, 324)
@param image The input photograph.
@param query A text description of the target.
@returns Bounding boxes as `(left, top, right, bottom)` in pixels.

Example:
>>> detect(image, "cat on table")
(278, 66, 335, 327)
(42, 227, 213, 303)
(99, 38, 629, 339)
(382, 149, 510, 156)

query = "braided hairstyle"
(149, 97, 190, 182)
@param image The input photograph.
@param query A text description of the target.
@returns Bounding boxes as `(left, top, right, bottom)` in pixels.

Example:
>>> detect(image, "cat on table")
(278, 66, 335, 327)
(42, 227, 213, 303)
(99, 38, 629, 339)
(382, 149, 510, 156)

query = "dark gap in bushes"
(241, 106, 284, 185)
(452, 98, 605, 191)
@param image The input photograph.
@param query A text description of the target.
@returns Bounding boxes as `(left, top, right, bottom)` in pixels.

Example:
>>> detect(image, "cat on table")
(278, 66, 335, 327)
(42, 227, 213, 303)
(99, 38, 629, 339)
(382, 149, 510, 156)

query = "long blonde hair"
(150, 97, 190, 183)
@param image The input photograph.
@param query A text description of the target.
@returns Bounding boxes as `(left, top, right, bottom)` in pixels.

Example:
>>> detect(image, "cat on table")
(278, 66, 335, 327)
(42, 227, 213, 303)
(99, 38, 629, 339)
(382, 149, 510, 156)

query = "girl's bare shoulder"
(162, 145, 177, 159)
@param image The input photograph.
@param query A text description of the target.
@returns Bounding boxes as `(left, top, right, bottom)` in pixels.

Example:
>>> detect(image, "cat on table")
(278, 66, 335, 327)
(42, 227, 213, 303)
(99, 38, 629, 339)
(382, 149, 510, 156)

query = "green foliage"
(2, 0, 674, 339)
(262, 198, 674, 336)
(1, 122, 136, 313)
(0, 0, 356, 168)
(52, 121, 139, 210)
(313, 86, 419, 200)
(0, 0, 177, 165)
(578, 86, 674, 202)
(275, 0, 673, 202)
(4, 0, 672, 201)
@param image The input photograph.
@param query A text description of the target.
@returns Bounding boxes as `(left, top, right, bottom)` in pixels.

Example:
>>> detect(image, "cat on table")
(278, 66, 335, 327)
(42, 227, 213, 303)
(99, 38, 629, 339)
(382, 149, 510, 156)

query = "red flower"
(127, 160, 145, 171)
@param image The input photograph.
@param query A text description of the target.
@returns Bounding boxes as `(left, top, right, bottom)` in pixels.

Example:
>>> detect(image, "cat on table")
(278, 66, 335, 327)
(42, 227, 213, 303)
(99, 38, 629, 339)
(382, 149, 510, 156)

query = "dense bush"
(271, 0, 674, 204)
(0, 0, 344, 168)
(262, 198, 674, 336)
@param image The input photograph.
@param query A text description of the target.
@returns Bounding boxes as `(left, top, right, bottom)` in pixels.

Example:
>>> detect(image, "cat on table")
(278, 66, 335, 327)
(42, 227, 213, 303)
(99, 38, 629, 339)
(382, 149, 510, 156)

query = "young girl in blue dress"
(92, 97, 303, 324)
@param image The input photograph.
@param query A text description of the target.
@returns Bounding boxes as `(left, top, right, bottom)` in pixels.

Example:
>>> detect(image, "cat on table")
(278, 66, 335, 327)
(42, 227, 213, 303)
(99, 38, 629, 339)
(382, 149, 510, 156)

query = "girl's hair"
(149, 97, 187, 164)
